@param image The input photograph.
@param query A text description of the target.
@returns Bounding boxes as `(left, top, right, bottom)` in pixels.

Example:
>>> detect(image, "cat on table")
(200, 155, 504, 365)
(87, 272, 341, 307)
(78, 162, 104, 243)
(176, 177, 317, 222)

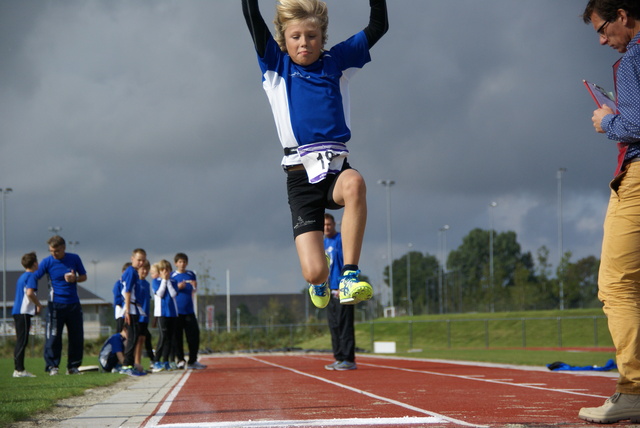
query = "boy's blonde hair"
(157, 259, 172, 272)
(274, 0, 328, 52)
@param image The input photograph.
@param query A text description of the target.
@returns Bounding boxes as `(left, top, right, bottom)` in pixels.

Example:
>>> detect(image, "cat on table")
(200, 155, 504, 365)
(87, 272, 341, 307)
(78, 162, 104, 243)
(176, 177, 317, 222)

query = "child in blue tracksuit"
(12, 252, 43, 378)
(99, 326, 127, 373)
(136, 260, 154, 370)
(119, 249, 147, 376)
(172, 253, 206, 370)
(152, 260, 179, 372)
(113, 262, 130, 334)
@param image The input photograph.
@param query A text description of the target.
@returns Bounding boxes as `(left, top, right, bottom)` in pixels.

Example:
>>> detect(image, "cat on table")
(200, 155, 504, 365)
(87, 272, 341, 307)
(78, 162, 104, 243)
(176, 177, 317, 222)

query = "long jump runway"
(140, 354, 618, 428)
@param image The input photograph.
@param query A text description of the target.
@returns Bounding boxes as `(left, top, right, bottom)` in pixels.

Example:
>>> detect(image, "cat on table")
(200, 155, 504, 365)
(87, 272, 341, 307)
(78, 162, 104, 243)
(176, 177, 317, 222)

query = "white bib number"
(298, 142, 349, 184)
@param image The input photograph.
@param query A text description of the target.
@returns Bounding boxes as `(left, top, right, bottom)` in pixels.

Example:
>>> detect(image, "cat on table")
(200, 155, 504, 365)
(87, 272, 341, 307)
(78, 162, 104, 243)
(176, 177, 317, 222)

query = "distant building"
(0, 270, 112, 338)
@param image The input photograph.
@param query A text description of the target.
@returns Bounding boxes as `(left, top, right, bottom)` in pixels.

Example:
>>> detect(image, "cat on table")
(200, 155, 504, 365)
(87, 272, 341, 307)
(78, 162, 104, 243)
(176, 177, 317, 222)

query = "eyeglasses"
(596, 20, 610, 36)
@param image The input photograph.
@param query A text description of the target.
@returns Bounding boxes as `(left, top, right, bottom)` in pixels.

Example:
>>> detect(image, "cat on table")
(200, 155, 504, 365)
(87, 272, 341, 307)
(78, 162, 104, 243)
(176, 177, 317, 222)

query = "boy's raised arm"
(242, 0, 271, 58)
(364, 0, 388, 49)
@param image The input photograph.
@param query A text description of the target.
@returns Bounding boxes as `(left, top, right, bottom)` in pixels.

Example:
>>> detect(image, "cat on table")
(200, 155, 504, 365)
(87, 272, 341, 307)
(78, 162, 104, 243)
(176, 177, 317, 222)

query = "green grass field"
(0, 308, 617, 427)
(0, 357, 129, 427)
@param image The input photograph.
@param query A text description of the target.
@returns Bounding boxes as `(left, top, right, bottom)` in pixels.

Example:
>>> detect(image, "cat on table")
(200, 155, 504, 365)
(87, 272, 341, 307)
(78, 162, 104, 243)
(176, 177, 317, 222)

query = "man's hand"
(64, 270, 77, 283)
(592, 105, 615, 134)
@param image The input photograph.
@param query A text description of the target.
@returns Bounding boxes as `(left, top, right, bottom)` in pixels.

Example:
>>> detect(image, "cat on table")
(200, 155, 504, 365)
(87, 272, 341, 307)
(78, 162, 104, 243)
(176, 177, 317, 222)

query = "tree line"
(382, 228, 600, 315)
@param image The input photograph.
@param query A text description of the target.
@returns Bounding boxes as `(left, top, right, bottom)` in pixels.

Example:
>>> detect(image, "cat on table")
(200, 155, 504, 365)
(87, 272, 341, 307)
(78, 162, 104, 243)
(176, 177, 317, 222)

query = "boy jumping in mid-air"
(242, 0, 388, 308)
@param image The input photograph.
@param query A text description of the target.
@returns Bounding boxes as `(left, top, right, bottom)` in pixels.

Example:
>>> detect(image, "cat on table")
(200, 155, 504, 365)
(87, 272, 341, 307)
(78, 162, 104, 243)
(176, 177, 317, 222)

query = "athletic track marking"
(143, 354, 616, 427)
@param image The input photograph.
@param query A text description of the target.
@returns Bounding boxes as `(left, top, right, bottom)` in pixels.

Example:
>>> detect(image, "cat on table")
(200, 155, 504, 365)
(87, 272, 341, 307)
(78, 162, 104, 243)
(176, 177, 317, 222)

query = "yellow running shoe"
(308, 282, 330, 308)
(339, 270, 373, 305)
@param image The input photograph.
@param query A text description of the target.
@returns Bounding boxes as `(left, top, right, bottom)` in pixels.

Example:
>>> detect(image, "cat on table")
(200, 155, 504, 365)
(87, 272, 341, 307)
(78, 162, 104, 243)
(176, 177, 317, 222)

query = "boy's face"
(175, 259, 188, 272)
(138, 266, 149, 279)
(284, 19, 323, 66)
(150, 268, 159, 279)
(131, 252, 147, 269)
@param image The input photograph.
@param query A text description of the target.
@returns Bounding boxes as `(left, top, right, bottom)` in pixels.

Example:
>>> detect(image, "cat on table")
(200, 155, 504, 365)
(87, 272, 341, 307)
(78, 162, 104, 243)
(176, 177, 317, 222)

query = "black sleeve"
(242, 0, 271, 58)
(363, 0, 388, 49)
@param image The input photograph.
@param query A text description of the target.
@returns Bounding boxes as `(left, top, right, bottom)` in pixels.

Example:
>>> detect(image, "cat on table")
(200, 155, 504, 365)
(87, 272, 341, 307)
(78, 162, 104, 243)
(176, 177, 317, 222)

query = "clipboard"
(583, 79, 615, 110)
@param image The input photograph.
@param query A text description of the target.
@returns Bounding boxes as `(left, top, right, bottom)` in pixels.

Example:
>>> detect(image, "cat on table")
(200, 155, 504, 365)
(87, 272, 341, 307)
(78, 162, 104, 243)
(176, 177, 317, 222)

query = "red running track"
(142, 354, 618, 427)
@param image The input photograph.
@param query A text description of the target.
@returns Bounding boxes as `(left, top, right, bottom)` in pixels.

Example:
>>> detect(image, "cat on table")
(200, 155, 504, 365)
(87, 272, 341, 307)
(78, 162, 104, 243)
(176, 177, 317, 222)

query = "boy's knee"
(342, 173, 366, 197)
(302, 265, 329, 285)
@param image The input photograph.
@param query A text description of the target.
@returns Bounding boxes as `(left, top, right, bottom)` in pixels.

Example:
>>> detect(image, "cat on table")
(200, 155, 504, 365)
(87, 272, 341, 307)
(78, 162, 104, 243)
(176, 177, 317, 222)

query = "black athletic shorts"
(286, 161, 352, 238)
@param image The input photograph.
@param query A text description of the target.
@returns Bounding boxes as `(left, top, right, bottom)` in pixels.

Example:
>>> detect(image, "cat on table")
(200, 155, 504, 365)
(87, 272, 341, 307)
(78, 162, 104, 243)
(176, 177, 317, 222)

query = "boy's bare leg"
(332, 169, 367, 266)
(295, 231, 328, 285)
(134, 336, 144, 371)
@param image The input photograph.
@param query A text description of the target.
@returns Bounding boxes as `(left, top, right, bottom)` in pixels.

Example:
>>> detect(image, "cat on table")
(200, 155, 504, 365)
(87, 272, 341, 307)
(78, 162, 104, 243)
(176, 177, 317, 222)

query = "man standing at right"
(580, 1, 640, 424)
(323, 214, 357, 371)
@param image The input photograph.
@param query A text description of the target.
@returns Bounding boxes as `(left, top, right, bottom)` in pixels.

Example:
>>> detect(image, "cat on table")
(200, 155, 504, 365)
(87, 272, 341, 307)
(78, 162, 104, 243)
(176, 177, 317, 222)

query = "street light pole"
(557, 168, 567, 310)
(91, 260, 100, 294)
(1, 188, 12, 337)
(489, 201, 497, 313)
(378, 179, 395, 310)
(407, 242, 413, 316)
(438, 225, 449, 314)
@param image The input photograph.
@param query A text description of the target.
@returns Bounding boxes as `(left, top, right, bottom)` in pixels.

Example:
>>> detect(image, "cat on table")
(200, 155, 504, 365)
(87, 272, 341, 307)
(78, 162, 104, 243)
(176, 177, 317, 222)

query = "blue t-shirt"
(258, 31, 371, 166)
(171, 270, 196, 315)
(138, 279, 151, 323)
(35, 253, 86, 304)
(112, 280, 124, 307)
(324, 232, 344, 290)
(121, 265, 142, 315)
(12, 271, 39, 315)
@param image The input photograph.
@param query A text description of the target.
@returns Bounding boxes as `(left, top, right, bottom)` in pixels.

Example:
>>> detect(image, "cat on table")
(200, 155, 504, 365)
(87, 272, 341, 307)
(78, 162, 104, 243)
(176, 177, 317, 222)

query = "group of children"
(102, 250, 206, 376)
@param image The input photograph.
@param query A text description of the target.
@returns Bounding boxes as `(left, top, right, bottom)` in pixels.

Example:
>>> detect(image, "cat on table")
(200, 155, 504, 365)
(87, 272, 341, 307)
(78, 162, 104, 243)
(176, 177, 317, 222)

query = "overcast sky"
(0, 1, 624, 303)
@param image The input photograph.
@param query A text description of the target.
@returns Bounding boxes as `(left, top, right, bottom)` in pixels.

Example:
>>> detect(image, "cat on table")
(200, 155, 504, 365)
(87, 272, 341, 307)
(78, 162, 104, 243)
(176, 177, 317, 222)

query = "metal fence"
(2, 315, 612, 353)
(200, 315, 613, 353)
(357, 315, 612, 351)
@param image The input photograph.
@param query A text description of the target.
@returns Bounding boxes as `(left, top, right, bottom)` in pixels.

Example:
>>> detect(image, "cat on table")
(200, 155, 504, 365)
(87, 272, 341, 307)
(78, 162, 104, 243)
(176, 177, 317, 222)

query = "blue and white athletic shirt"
(113, 280, 124, 319)
(152, 277, 179, 318)
(121, 265, 144, 316)
(35, 253, 86, 304)
(258, 31, 371, 170)
(12, 272, 38, 315)
(99, 332, 125, 371)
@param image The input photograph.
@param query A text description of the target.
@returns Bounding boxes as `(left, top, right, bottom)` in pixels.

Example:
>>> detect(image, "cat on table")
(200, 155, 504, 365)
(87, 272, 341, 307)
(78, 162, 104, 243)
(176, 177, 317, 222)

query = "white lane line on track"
(244, 356, 485, 427)
(143, 370, 192, 428)
(356, 360, 608, 399)
(151, 416, 446, 427)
